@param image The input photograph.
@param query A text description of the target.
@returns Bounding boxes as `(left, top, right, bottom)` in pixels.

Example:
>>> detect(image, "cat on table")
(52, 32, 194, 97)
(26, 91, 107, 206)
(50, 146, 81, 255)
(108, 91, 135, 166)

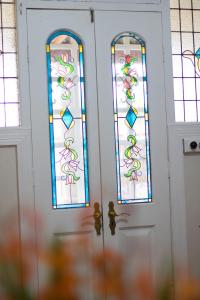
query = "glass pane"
(183, 78, 196, 100)
(0, 104, 5, 127)
(171, 32, 181, 54)
(112, 33, 152, 205)
(0, 30, 2, 53)
(2, 3, 15, 27)
(3, 53, 17, 77)
(194, 33, 200, 52)
(183, 54, 195, 77)
(193, 11, 200, 32)
(0, 79, 4, 103)
(170, 10, 180, 31)
(197, 101, 200, 121)
(173, 78, 183, 100)
(180, 0, 191, 9)
(4, 78, 18, 103)
(0, 55, 3, 77)
(196, 78, 200, 99)
(46, 31, 89, 209)
(170, 0, 179, 8)
(193, 0, 200, 9)
(5, 103, 19, 127)
(172, 55, 182, 77)
(175, 101, 184, 122)
(182, 33, 194, 53)
(181, 10, 193, 32)
(3, 29, 16, 52)
(185, 101, 197, 121)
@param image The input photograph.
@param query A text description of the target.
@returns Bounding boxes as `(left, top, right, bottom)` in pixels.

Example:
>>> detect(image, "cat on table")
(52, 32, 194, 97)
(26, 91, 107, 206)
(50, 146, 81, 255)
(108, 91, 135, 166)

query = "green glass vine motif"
(52, 53, 81, 186)
(121, 55, 143, 181)
(124, 135, 142, 181)
(55, 55, 74, 74)
(54, 55, 75, 101)
(182, 47, 200, 77)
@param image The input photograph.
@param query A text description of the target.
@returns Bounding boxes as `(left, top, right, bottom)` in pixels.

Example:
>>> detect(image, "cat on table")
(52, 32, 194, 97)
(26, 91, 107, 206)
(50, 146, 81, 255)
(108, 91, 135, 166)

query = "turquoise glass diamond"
(62, 108, 73, 129)
(195, 48, 200, 59)
(126, 107, 137, 128)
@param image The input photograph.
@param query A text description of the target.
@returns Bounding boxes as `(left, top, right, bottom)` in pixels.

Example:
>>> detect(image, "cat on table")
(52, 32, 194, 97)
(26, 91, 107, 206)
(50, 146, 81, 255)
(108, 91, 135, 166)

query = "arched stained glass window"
(111, 33, 152, 204)
(46, 31, 89, 209)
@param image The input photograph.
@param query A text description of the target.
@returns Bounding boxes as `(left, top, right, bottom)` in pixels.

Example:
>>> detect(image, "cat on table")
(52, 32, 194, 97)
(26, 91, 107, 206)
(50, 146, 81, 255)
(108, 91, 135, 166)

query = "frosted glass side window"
(0, 0, 19, 127)
(46, 31, 89, 209)
(112, 33, 152, 204)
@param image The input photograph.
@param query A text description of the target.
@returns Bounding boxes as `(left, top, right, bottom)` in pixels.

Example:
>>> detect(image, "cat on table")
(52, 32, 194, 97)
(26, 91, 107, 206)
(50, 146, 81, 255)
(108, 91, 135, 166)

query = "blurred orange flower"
(0, 212, 200, 300)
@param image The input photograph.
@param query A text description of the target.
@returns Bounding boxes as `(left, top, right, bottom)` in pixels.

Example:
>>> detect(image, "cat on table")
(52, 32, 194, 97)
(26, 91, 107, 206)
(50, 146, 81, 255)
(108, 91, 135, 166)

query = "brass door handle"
(81, 202, 102, 236)
(108, 201, 130, 235)
(93, 202, 103, 236)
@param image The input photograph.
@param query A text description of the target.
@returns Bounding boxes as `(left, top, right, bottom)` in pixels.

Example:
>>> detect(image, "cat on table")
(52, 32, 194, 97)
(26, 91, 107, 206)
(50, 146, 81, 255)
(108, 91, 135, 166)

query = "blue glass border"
(112, 32, 145, 47)
(141, 48, 152, 200)
(46, 48, 57, 207)
(47, 30, 82, 45)
(46, 30, 90, 209)
(112, 32, 152, 204)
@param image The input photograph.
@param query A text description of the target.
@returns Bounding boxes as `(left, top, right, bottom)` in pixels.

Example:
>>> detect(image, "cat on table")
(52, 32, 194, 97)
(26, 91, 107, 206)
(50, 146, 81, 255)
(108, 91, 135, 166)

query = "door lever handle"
(81, 202, 102, 236)
(93, 202, 103, 236)
(108, 201, 130, 235)
(108, 201, 118, 235)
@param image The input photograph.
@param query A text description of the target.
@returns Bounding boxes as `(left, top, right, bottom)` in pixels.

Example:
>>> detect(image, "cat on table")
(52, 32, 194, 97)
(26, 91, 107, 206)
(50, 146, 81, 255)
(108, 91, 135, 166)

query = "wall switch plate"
(183, 138, 200, 154)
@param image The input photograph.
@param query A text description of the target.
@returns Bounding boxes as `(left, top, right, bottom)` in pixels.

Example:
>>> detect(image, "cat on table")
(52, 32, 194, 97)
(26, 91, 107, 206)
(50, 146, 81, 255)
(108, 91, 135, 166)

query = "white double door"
(27, 7, 172, 298)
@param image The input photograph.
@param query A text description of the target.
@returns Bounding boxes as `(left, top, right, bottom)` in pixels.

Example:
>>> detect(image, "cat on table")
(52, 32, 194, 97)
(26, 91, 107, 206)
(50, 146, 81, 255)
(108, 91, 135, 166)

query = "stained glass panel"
(46, 31, 89, 209)
(170, 0, 200, 122)
(112, 33, 152, 204)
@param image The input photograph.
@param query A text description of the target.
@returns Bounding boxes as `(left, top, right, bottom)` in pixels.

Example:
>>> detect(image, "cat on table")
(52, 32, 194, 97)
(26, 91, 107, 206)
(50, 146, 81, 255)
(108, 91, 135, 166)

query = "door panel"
(27, 9, 101, 235)
(95, 11, 172, 279)
(27, 7, 172, 298)
(27, 9, 102, 299)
